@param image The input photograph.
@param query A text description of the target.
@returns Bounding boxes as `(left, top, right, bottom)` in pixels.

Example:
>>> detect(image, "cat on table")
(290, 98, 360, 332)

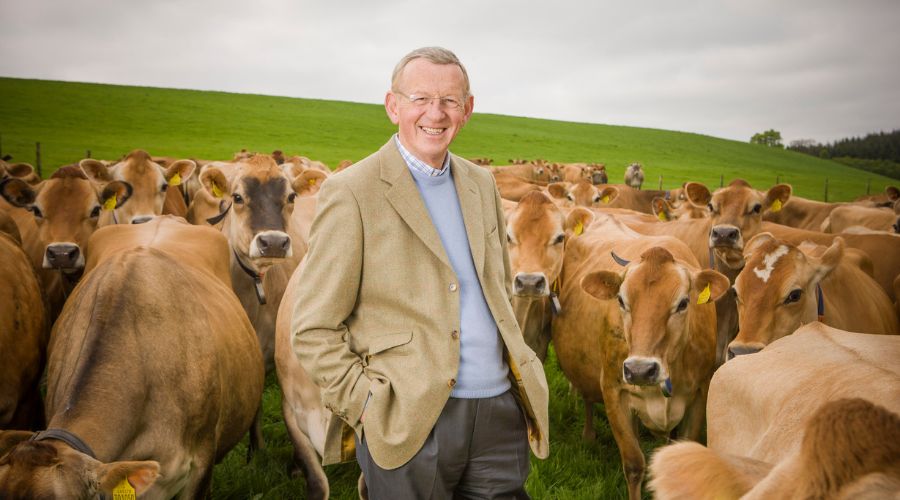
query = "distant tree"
(789, 138, 817, 149)
(750, 129, 784, 148)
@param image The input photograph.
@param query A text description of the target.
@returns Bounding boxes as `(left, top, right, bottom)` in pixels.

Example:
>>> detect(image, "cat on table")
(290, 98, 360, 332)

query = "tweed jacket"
(291, 139, 550, 469)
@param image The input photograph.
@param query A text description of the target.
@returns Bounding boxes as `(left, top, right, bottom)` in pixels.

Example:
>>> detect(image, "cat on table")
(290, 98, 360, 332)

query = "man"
(291, 47, 549, 499)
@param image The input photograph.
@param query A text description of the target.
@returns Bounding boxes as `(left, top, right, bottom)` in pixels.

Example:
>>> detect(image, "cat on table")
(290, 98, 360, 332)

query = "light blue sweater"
(408, 164, 511, 399)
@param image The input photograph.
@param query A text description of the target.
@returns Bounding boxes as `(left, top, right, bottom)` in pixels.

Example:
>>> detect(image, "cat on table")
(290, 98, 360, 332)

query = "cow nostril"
(623, 364, 633, 382)
(535, 276, 546, 290)
(647, 363, 659, 380)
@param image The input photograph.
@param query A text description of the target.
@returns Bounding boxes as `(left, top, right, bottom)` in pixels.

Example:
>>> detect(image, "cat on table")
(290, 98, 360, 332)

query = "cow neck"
(57, 268, 83, 301)
(233, 247, 267, 305)
(30, 428, 96, 459)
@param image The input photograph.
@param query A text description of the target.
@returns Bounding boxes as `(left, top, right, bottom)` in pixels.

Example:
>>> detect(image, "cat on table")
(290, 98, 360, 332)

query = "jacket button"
(449, 283, 458, 292)
(448, 378, 456, 388)
(451, 330, 459, 340)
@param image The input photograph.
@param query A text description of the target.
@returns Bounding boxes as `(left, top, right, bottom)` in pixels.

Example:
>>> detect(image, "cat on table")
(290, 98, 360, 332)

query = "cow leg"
(603, 387, 644, 500)
(677, 387, 708, 443)
(714, 290, 738, 366)
(582, 398, 596, 441)
(176, 462, 214, 500)
(246, 402, 265, 463)
(281, 398, 329, 499)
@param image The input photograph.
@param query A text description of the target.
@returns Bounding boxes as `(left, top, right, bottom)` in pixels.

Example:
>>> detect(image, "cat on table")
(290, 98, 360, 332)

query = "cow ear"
(281, 161, 305, 181)
(693, 269, 730, 303)
(764, 184, 792, 213)
(293, 170, 327, 197)
(684, 182, 711, 208)
(7, 163, 36, 181)
(744, 232, 776, 260)
(0, 178, 37, 208)
(565, 207, 594, 236)
(0, 430, 35, 458)
(811, 237, 843, 284)
(96, 460, 160, 496)
(200, 168, 230, 199)
(581, 271, 622, 300)
(79, 159, 113, 182)
(651, 197, 672, 221)
(886, 186, 900, 201)
(101, 181, 133, 210)
(165, 160, 196, 187)
(598, 186, 619, 204)
(547, 182, 569, 200)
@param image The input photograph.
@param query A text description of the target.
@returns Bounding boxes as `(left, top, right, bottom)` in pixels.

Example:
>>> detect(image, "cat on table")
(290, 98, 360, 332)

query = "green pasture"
(1, 77, 891, 498)
(1, 77, 896, 201)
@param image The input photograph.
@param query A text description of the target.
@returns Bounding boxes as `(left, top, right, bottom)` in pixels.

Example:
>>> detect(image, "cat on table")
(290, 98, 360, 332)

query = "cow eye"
(750, 203, 761, 214)
(29, 206, 44, 218)
(551, 234, 564, 245)
(592, 195, 601, 203)
(675, 297, 689, 313)
(232, 193, 244, 204)
(90, 206, 101, 218)
(784, 289, 802, 304)
(707, 203, 716, 213)
(616, 294, 626, 310)
(287, 192, 297, 203)
(566, 194, 574, 201)
(160, 184, 168, 193)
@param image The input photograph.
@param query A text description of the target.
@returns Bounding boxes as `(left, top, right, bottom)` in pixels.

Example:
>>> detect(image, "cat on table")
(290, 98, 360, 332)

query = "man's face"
(385, 58, 474, 168)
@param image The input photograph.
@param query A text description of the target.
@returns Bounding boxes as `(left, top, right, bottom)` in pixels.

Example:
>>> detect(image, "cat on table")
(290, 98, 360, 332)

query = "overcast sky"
(2, 0, 898, 144)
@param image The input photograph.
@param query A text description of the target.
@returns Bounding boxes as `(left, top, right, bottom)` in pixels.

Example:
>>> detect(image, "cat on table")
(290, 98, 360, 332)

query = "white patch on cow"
(752, 245, 789, 283)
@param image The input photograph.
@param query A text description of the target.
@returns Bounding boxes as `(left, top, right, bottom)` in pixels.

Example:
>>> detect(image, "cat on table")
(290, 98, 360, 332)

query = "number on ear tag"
(112, 478, 136, 500)
(697, 283, 711, 305)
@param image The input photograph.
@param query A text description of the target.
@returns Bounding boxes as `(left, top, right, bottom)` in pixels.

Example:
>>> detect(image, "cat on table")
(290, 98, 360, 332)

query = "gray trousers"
(356, 390, 531, 500)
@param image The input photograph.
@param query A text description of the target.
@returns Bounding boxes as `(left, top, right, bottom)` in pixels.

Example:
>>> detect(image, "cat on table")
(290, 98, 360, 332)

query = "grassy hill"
(1, 77, 895, 201)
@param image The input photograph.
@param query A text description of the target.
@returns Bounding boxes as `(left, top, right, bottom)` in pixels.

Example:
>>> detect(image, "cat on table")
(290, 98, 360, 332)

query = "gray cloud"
(2, 0, 898, 144)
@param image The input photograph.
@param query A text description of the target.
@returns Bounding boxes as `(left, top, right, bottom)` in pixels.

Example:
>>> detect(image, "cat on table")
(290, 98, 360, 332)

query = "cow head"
(0, 167, 132, 271)
(729, 233, 843, 358)
(581, 247, 728, 391)
(0, 432, 159, 499)
(81, 150, 195, 225)
(200, 155, 307, 272)
(506, 192, 566, 297)
(686, 180, 791, 271)
(590, 163, 607, 185)
(548, 181, 619, 208)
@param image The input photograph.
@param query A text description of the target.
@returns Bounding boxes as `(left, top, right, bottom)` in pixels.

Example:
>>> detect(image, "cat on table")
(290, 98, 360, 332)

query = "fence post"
(824, 178, 829, 202)
(776, 174, 780, 184)
(658, 175, 663, 190)
(86, 150, 91, 159)
(35, 142, 42, 178)
(866, 178, 871, 196)
(720, 174, 724, 188)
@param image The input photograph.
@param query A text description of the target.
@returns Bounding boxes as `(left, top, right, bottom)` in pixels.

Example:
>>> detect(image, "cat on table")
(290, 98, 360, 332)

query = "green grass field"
(1, 77, 892, 499)
(1, 77, 895, 201)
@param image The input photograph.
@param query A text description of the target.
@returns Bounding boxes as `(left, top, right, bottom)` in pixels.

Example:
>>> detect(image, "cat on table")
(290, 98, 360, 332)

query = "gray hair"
(391, 46, 471, 97)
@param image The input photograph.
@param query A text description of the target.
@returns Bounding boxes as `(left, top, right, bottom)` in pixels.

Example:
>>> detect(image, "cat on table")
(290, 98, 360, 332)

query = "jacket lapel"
(380, 141, 452, 270)
(452, 158, 486, 276)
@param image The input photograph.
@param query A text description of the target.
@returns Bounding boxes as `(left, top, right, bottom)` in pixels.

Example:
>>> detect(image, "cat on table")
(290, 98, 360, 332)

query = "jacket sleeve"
(290, 177, 371, 425)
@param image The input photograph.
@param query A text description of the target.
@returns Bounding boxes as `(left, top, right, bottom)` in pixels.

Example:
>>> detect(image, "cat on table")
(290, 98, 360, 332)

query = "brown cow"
(505, 191, 568, 360)
(493, 162, 553, 182)
(0, 216, 264, 498)
(728, 234, 898, 357)
(547, 180, 620, 209)
(822, 203, 898, 233)
(0, 211, 47, 430)
(0, 162, 41, 186)
(761, 192, 851, 231)
(80, 150, 195, 224)
(649, 323, 900, 499)
(552, 211, 728, 499)
(0, 167, 132, 319)
(624, 163, 644, 189)
(493, 171, 545, 201)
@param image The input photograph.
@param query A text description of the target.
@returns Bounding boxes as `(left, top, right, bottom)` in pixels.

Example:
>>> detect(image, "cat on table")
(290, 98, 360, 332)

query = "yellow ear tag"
(657, 211, 668, 222)
(601, 195, 610, 204)
(574, 221, 584, 236)
(168, 173, 182, 186)
(103, 194, 117, 211)
(112, 478, 136, 500)
(308, 178, 317, 186)
(770, 199, 783, 212)
(211, 183, 223, 198)
(697, 283, 711, 305)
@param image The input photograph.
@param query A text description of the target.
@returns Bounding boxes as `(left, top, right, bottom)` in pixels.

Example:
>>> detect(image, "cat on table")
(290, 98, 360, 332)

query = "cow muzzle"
(513, 272, 548, 297)
(250, 230, 292, 259)
(592, 172, 606, 184)
(710, 224, 742, 249)
(622, 356, 663, 386)
(44, 243, 84, 270)
(727, 342, 764, 360)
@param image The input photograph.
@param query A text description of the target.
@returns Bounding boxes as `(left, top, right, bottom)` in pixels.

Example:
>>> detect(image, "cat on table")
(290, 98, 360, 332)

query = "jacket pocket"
(368, 331, 413, 355)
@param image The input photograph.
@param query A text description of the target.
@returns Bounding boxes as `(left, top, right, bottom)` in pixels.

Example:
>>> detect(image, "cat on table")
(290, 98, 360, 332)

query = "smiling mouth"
(420, 126, 445, 135)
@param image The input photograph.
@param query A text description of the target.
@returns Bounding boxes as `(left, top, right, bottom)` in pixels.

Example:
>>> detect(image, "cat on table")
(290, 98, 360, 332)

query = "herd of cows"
(0, 150, 898, 499)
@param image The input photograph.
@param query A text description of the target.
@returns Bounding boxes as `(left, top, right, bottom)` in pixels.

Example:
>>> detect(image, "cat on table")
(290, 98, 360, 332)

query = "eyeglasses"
(394, 92, 466, 110)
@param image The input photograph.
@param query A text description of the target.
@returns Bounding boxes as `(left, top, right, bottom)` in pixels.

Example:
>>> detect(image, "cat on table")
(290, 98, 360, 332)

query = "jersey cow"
(552, 211, 728, 500)
(649, 323, 900, 499)
(0, 216, 264, 499)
